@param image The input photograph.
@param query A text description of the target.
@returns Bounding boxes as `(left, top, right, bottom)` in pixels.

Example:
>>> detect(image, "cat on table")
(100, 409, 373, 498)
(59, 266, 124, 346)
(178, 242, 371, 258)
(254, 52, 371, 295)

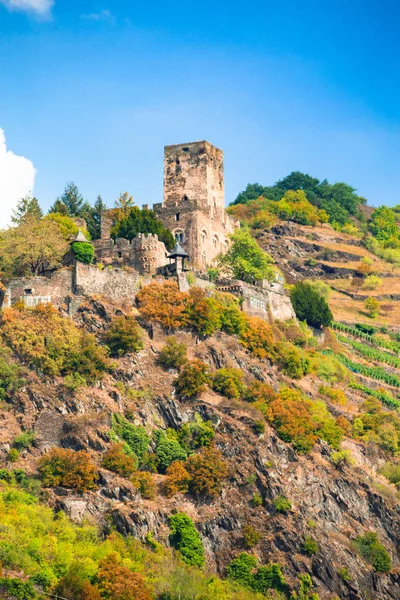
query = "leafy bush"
(291, 282, 333, 329)
(154, 430, 187, 473)
(1, 304, 109, 382)
(337, 567, 351, 582)
(185, 445, 229, 497)
(13, 432, 35, 450)
(136, 281, 188, 330)
(0, 346, 24, 401)
(0, 578, 36, 600)
(212, 368, 245, 399)
(101, 443, 137, 477)
(330, 450, 355, 467)
(363, 275, 382, 290)
(97, 552, 152, 600)
(169, 512, 205, 567)
(273, 495, 292, 513)
(38, 448, 98, 492)
(105, 315, 144, 356)
(174, 359, 210, 399)
(157, 337, 188, 369)
(243, 524, 261, 548)
(226, 553, 287, 594)
(244, 380, 279, 404)
(239, 316, 275, 359)
(275, 341, 310, 379)
(112, 414, 151, 459)
(365, 297, 380, 318)
(8, 448, 19, 463)
(354, 532, 392, 573)
(111, 205, 175, 250)
(71, 241, 94, 264)
(250, 492, 263, 507)
(131, 471, 156, 499)
(302, 535, 318, 556)
(164, 461, 191, 497)
(380, 462, 400, 487)
(218, 230, 276, 283)
(178, 415, 214, 451)
(266, 389, 318, 452)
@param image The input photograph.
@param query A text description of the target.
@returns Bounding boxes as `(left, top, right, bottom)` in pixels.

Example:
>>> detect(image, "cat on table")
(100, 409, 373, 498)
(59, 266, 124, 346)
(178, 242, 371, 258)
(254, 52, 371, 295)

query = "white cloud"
(0, 0, 54, 17)
(0, 129, 36, 228)
(82, 9, 114, 22)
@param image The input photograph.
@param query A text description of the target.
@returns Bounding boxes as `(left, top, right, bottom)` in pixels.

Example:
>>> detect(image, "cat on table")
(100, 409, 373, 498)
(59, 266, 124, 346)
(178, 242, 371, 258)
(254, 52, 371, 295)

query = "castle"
(1, 141, 295, 322)
(95, 141, 239, 272)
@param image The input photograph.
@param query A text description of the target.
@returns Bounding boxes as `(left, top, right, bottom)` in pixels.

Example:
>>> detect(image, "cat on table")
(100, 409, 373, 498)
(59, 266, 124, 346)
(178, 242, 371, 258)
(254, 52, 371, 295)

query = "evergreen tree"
(49, 199, 68, 215)
(112, 206, 175, 250)
(56, 182, 84, 216)
(88, 195, 107, 240)
(290, 282, 333, 329)
(12, 196, 43, 224)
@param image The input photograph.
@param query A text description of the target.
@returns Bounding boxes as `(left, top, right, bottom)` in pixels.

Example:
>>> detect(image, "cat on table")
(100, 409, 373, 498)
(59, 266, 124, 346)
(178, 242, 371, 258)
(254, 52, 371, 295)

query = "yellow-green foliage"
(1, 304, 110, 382)
(0, 484, 262, 600)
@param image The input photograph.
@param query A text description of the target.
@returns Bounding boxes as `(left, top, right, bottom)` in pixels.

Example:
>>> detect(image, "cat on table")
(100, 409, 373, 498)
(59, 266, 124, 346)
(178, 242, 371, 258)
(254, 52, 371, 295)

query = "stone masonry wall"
(216, 279, 296, 322)
(74, 262, 140, 301)
(2, 269, 73, 309)
(94, 234, 168, 275)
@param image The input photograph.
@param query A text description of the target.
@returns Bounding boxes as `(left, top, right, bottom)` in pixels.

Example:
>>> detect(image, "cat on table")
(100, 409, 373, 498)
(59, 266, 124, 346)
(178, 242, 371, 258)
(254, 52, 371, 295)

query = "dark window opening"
(182, 147, 189, 152)
(183, 195, 189, 202)
(118, 252, 122, 258)
(24, 289, 33, 295)
(176, 213, 180, 221)
(175, 233, 184, 243)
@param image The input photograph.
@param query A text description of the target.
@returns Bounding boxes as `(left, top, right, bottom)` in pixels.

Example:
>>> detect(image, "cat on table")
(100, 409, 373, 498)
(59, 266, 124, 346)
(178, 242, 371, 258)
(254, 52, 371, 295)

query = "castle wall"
(3, 270, 73, 309)
(216, 279, 296, 322)
(94, 234, 168, 275)
(74, 262, 140, 301)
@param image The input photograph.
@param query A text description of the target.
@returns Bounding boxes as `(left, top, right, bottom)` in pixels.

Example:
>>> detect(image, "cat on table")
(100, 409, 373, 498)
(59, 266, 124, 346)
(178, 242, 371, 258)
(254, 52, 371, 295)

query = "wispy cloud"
(0, 0, 54, 17)
(82, 9, 114, 22)
(0, 128, 36, 228)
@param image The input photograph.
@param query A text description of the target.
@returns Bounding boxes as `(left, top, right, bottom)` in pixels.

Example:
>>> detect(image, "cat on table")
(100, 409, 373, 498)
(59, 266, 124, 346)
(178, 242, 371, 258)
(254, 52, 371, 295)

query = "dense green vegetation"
(290, 282, 333, 329)
(111, 205, 175, 250)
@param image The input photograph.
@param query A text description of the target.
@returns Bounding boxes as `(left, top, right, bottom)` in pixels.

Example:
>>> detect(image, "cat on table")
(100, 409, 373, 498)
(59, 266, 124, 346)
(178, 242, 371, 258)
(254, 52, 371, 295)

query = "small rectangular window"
(176, 213, 180, 221)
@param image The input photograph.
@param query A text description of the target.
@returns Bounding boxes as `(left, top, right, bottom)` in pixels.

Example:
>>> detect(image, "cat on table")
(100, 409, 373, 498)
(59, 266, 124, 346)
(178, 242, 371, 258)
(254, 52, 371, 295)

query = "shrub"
(169, 512, 205, 567)
(330, 450, 354, 469)
(250, 492, 263, 507)
(212, 368, 245, 399)
(64, 373, 87, 390)
(1, 304, 109, 382)
(13, 432, 35, 450)
(302, 535, 318, 556)
(0, 578, 36, 600)
(239, 317, 275, 359)
(266, 389, 317, 453)
(226, 553, 287, 594)
(71, 241, 94, 264)
(0, 346, 24, 401)
(290, 282, 333, 329)
(380, 462, 400, 487)
(112, 414, 151, 459)
(105, 315, 144, 357)
(365, 297, 380, 319)
(136, 281, 188, 330)
(38, 448, 98, 492)
(101, 443, 137, 477)
(243, 524, 261, 548)
(337, 567, 351, 582)
(154, 430, 187, 473)
(356, 258, 374, 277)
(178, 415, 214, 451)
(8, 448, 19, 463)
(226, 553, 257, 588)
(354, 532, 392, 573)
(244, 380, 279, 404)
(185, 445, 229, 497)
(174, 359, 210, 399)
(97, 553, 152, 600)
(55, 567, 100, 600)
(218, 230, 276, 283)
(273, 495, 292, 513)
(157, 337, 187, 369)
(131, 471, 156, 499)
(164, 461, 191, 497)
(275, 341, 310, 379)
(363, 275, 382, 290)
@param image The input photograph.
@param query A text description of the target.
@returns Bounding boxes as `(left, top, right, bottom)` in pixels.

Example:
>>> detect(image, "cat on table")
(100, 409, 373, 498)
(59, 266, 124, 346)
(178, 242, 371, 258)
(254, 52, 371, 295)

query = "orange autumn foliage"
(97, 553, 152, 600)
(136, 281, 188, 330)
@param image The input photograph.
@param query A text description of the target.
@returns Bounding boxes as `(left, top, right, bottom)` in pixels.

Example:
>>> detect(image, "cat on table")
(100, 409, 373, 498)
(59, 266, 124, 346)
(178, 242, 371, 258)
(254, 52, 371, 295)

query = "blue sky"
(1, 0, 400, 219)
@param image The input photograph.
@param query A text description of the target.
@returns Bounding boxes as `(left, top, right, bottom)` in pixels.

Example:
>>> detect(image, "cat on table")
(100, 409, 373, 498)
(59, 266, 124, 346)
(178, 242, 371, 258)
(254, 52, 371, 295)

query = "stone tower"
(153, 141, 238, 267)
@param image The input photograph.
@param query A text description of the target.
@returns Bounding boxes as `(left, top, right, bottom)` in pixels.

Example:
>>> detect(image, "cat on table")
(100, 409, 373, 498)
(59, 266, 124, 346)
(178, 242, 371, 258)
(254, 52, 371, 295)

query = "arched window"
(213, 235, 219, 247)
(201, 230, 208, 243)
(174, 230, 184, 243)
(202, 252, 207, 264)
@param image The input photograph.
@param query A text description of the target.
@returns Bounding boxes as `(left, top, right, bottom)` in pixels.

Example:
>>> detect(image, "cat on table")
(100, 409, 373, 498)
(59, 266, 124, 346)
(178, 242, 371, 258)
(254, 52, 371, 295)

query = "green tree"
(115, 191, 135, 215)
(218, 230, 275, 283)
(87, 195, 107, 240)
(11, 196, 43, 224)
(369, 206, 398, 241)
(54, 182, 85, 216)
(291, 282, 333, 329)
(49, 199, 68, 215)
(169, 512, 205, 567)
(111, 206, 175, 251)
(71, 241, 95, 264)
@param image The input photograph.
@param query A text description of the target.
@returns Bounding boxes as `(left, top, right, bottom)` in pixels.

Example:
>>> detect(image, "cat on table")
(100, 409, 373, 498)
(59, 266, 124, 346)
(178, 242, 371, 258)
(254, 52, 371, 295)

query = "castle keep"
(151, 141, 238, 267)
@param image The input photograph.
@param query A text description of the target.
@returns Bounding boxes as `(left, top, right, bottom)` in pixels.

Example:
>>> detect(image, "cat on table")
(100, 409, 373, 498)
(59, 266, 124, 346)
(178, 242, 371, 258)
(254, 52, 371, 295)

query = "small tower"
(167, 242, 189, 272)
